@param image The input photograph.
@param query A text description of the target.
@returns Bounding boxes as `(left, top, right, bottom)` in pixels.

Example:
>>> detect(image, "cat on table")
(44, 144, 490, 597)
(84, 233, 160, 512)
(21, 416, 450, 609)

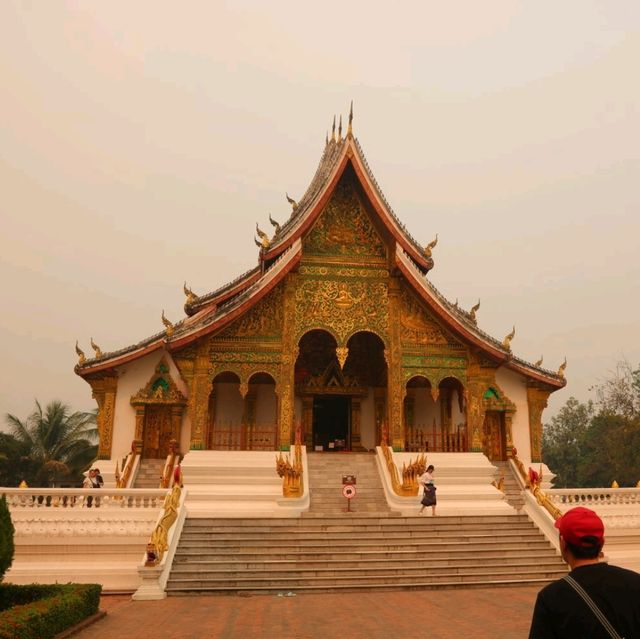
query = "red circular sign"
(342, 484, 356, 499)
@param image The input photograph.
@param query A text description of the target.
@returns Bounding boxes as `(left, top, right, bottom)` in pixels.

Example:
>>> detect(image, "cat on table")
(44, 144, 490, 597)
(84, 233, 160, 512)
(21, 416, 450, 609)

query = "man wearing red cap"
(529, 506, 640, 638)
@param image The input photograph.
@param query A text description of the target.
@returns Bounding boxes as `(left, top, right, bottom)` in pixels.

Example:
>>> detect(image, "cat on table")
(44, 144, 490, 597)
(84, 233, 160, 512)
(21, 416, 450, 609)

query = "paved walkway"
(77, 586, 541, 639)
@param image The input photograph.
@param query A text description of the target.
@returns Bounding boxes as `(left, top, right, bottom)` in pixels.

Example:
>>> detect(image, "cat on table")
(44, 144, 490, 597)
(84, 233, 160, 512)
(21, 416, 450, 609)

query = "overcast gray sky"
(1, 1, 639, 425)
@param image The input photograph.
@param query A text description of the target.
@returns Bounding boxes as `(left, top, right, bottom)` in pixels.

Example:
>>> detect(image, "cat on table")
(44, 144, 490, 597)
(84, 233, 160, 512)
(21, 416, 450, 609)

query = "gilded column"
(504, 410, 515, 458)
(185, 340, 212, 450)
(466, 381, 485, 453)
(170, 405, 183, 447)
(278, 274, 297, 450)
(133, 406, 145, 447)
(88, 373, 118, 460)
(387, 279, 404, 450)
(527, 385, 551, 463)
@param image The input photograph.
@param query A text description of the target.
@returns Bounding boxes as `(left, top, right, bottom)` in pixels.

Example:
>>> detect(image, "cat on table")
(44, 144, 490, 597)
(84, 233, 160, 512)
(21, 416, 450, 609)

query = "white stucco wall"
(495, 366, 531, 461)
(110, 349, 190, 460)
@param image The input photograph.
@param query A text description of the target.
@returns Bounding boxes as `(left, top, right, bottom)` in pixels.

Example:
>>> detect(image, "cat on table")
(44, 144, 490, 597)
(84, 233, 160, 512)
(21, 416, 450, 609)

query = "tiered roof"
(76, 112, 565, 390)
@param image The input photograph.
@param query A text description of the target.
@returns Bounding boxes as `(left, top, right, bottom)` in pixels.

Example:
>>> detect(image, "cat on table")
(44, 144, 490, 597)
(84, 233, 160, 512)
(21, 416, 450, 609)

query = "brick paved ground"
(76, 586, 541, 639)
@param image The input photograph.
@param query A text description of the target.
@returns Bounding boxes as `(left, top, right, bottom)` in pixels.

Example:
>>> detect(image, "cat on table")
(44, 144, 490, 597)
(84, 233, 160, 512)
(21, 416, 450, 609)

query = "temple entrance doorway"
(312, 395, 351, 451)
(142, 406, 173, 459)
(482, 410, 506, 461)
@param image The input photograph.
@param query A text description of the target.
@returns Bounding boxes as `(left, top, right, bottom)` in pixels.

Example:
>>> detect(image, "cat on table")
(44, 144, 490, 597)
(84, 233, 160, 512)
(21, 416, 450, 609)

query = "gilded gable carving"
(294, 278, 389, 343)
(399, 286, 453, 346)
(219, 284, 284, 339)
(304, 178, 386, 259)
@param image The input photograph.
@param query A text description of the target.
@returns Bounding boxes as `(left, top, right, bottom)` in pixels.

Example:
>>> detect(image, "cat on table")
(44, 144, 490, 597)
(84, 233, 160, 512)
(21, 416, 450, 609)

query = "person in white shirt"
(418, 464, 437, 516)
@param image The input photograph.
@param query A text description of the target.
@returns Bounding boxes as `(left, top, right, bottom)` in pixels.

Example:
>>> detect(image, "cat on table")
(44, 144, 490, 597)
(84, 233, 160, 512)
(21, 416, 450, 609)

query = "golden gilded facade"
(76, 114, 565, 463)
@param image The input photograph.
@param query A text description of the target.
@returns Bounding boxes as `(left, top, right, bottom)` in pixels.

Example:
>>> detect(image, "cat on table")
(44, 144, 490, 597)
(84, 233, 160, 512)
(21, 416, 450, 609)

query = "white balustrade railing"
(546, 488, 640, 507)
(2, 488, 167, 510)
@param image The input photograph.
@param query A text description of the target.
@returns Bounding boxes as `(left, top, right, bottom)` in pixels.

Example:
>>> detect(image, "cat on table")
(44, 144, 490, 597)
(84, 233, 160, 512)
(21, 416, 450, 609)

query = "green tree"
(543, 361, 640, 488)
(0, 495, 15, 579)
(3, 401, 98, 487)
(542, 397, 593, 487)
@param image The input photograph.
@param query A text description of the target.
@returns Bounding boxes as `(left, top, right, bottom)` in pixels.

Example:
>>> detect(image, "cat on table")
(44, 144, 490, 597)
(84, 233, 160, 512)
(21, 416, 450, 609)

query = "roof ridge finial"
(331, 115, 336, 143)
(338, 114, 342, 140)
(347, 100, 353, 137)
(325, 131, 329, 147)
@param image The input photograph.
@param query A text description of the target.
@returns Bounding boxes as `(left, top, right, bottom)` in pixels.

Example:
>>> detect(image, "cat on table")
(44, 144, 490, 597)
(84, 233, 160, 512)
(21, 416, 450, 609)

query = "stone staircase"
(304, 452, 392, 516)
(165, 453, 566, 595)
(492, 461, 525, 511)
(133, 458, 165, 488)
(165, 514, 567, 595)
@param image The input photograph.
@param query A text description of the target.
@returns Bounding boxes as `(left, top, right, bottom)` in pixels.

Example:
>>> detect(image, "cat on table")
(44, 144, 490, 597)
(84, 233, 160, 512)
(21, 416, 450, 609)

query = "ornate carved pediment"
(304, 177, 387, 260)
(399, 286, 455, 346)
(131, 358, 187, 406)
(298, 360, 365, 396)
(482, 384, 516, 413)
(218, 284, 284, 339)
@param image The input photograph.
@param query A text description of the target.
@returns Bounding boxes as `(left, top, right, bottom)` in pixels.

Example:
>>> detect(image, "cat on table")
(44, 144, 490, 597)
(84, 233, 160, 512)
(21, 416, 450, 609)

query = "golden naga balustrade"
(160, 439, 180, 489)
(144, 484, 182, 567)
(511, 448, 562, 520)
(115, 440, 139, 489)
(276, 429, 303, 498)
(381, 440, 427, 497)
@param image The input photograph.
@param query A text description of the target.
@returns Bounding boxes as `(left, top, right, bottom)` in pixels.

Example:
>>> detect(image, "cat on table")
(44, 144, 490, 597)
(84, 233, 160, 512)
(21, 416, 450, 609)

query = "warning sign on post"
(342, 475, 356, 485)
(342, 484, 356, 499)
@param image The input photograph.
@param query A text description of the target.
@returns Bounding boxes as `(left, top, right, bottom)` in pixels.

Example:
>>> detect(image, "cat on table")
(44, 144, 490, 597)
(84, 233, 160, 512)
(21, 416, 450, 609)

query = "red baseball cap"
(555, 507, 605, 547)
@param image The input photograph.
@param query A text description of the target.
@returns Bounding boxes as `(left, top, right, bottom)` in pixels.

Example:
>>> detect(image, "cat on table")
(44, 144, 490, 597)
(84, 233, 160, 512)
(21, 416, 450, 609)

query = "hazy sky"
(1, 1, 639, 426)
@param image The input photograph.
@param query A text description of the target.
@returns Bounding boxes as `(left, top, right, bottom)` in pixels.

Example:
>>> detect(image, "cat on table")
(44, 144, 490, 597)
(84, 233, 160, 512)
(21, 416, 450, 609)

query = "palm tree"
(4, 400, 98, 487)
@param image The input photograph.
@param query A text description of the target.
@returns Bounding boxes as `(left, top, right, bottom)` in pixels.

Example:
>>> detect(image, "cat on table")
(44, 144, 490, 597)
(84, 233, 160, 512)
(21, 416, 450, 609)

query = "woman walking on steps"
(419, 464, 437, 516)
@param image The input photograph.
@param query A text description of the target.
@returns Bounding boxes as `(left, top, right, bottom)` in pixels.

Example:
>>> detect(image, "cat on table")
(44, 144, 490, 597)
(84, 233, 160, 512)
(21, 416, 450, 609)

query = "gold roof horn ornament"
(325, 131, 329, 147)
(254, 236, 262, 248)
(161, 310, 174, 338)
(424, 233, 438, 259)
(338, 114, 343, 140)
(557, 357, 567, 379)
(90, 337, 104, 359)
(469, 299, 480, 324)
(268, 214, 281, 235)
(331, 115, 336, 143)
(534, 356, 544, 367)
(75, 341, 86, 366)
(183, 282, 196, 305)
(285, 192, 298, 212)
(256, 223, 271, 249)
(347, 101, 354, 138)
(453, 298, 459, 310)
(503, 326, 516, 351)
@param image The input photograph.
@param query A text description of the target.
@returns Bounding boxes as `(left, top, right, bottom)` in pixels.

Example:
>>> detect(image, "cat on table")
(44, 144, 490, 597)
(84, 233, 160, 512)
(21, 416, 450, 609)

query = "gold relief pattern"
(527, 386, 551, 463)
(304, 178, 387, 259)
(299, 265, 389, 279)
(294, 278, 389, 343)
(210, 362, 280, 386)
(88, 374, 118, 459)
(219, 284, 284, 339)
(399, 287, 451, 346)
(210, 351, 281, 364)
(130, 357, 187, 406)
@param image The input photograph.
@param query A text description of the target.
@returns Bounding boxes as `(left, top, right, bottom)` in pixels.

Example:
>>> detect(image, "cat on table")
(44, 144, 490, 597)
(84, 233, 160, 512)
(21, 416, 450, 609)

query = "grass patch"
(0, 583, 101, 639)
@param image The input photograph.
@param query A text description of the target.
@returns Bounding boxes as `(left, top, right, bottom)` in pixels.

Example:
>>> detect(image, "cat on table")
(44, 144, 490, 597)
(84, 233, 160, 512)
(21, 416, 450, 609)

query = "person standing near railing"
(418, 464, 437, 516)
(529, 507, 640, 638)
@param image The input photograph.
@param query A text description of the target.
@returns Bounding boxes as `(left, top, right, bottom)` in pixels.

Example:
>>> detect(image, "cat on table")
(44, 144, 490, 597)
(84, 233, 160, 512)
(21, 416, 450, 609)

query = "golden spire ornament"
(338, 114, 342, 140)
(469, 299, 480, 324)
(331, 115, 336, 142)
(268, 214, 281, 235)
(534, 356, 544, 367)
(161, 310, 174, 338)
(557, 357, 567, 379)
(183, 282, 196, 305)
(502, 326, 516, 351)
(424, 233, 438, 258)
(75, 341, 86, 366)
(256, 223, 271, 249)
(286, 192, 298, 211)
(90, 337, 103, 359)
(347, 101, 353, 137)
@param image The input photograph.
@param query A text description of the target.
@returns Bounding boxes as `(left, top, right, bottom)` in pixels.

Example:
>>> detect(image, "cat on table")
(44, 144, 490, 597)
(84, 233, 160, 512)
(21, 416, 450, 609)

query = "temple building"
(75, 108, 565, 467)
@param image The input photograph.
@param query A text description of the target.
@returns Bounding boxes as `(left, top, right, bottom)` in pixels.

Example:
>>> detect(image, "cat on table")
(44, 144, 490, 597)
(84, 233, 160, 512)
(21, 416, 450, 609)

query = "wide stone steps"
(166, 513, 566, 595)
(133, 459, 166, 489)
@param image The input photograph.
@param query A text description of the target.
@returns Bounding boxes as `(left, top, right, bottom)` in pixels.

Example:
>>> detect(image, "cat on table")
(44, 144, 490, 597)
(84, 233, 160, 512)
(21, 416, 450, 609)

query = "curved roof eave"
(395, 246, 565, 390)
(262, 137, 432, 271)
(76, 241, 302, 376)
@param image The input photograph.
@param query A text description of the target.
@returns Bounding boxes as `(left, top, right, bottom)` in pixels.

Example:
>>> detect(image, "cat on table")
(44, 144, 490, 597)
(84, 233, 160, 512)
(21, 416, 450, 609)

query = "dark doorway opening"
(312, 395, 351, 451)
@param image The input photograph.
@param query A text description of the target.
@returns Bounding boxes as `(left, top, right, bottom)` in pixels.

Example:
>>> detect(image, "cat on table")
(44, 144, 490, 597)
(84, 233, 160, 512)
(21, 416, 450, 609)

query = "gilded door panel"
(482, 411, 505, 461)
(143, 406, 172, 459)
